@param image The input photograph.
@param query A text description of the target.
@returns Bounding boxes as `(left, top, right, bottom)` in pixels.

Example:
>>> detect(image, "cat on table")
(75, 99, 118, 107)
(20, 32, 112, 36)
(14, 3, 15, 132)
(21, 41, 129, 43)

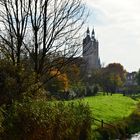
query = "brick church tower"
(83, 27, 101, 73)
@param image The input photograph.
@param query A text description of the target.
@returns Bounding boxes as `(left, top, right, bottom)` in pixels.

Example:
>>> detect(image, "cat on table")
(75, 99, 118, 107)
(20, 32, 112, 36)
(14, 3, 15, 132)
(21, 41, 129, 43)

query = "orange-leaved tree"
(46, 69, 68, 93)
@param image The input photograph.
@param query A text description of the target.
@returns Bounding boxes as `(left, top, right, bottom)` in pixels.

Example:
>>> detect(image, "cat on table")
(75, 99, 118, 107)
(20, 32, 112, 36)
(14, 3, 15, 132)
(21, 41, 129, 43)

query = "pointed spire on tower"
(92, 27, 95, 38)
(87, 27, 90, 36)
(92, 28, 95, 34)
(83, 27, 91, 44)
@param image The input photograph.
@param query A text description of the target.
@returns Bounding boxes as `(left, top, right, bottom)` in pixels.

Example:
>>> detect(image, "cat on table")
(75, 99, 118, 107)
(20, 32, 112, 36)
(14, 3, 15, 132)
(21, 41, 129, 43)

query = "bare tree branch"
(0, 0, 88, 84)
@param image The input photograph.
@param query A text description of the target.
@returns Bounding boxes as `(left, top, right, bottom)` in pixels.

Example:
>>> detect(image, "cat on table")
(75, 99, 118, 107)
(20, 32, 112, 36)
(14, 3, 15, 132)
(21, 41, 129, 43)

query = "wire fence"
(92, 117, 115, 129)
(91, 117, 123, 139)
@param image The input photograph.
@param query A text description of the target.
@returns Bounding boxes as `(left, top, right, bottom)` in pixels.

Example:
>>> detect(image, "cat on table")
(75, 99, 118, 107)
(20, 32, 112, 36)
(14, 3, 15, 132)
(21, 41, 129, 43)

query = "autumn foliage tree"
(100, 63, 126, 94)
(106, 63, 126, 82)
(64, 62, 86, 97)
(45, 69, 68, 94)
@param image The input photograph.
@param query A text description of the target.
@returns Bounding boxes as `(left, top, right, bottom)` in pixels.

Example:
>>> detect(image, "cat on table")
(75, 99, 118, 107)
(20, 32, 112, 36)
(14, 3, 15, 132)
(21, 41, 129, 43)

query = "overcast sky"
(84, 0, 140, 72)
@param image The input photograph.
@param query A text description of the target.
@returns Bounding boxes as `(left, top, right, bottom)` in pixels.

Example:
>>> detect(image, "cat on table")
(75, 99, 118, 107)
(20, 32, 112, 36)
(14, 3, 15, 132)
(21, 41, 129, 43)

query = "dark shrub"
(0, 60, 39, 105)
(93, 86, 99, 95)
(0, 107, 4, 135)
(1, 100, 92, 140)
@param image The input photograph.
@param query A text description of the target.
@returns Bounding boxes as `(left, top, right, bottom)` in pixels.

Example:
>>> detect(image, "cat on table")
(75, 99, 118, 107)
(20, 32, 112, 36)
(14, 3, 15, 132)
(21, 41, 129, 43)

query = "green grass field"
(77, 94, 138, 125)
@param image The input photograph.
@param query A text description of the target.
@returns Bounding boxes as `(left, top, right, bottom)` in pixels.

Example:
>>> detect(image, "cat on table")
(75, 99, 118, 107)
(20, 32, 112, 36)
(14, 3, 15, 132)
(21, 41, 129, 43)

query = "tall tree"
(0, 0, 88, 83)
(100, 63, 126, 94)
(106, 63, 126, 82)
(0, 0, 31, 66)
(0, 0, 32, 95)
(28, 0, 88, 80)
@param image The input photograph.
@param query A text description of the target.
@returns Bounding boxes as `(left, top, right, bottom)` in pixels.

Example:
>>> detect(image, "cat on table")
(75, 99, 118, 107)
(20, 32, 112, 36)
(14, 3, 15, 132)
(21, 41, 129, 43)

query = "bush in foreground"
(1, 100, 92, 140)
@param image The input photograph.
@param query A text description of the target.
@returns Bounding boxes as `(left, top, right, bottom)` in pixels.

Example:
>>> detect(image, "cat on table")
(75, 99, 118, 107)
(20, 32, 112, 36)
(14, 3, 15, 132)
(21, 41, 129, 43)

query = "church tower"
(83, 27, 101, 73)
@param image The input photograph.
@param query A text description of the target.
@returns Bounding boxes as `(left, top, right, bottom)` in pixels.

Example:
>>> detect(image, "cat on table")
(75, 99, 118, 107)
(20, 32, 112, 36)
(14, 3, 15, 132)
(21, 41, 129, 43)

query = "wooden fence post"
(101, 120, 103, 128)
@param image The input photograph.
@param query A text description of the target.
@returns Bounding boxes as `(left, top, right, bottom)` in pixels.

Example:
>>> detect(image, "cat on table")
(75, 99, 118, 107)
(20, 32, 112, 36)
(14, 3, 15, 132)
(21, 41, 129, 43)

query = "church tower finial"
(87, 27, 90, 36)
(92, 28, 95, 37)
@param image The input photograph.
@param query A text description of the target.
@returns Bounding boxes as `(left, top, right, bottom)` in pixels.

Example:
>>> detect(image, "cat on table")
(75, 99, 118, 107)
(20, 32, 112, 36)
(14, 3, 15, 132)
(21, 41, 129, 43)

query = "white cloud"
(84, 0, 140, 72)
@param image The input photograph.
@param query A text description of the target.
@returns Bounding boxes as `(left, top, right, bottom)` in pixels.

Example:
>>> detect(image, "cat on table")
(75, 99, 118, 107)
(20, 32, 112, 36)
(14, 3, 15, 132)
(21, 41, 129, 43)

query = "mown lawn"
(77, 94, 138, 125)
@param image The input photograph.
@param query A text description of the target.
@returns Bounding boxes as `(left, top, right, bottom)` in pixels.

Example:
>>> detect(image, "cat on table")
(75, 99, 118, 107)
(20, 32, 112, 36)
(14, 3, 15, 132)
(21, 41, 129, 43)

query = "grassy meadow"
(76, 94, 138, 126)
